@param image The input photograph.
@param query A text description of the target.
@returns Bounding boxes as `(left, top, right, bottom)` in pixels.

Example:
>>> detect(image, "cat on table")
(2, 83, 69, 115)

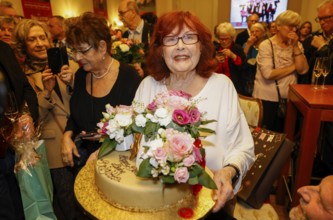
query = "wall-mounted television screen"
(230, 0, 288, 29)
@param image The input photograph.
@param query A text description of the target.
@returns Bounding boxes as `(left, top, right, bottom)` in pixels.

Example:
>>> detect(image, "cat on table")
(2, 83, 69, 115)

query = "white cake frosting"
(95, 151, 193, 212)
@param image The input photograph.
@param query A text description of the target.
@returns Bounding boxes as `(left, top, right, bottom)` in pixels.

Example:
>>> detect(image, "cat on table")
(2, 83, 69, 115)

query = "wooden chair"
(238, 94, 263, 128)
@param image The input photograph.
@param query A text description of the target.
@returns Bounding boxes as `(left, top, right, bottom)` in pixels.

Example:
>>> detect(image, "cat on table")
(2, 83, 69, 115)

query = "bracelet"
(293, 52, 303, 57)
(224, 164, 240, 186)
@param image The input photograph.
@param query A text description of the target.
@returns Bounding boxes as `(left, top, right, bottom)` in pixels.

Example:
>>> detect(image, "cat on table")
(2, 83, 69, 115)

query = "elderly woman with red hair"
(134, 11, 255, 218)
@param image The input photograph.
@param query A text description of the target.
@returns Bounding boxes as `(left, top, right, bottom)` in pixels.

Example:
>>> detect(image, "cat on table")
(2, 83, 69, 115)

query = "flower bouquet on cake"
(96, 90, 217, 190)
(111, 38, 145, 64)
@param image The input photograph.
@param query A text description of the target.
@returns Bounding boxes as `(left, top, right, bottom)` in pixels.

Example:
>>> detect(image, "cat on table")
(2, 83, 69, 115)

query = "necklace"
(92, 58, 114, 79)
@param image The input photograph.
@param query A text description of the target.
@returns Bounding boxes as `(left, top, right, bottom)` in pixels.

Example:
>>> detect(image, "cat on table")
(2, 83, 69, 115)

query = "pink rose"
(168, 133, 194, 161)
(174, 167, 189, 183)
(183, 155, 195, 167)
(188, 107, 200, 124)
(154, 147, 167, 162)
(172, 109, 191, 125)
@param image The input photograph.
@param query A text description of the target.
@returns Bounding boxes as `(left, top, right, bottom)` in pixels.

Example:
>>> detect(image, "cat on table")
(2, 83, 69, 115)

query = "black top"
(65, 63, 141, 136)
(235, 30, 250, 47)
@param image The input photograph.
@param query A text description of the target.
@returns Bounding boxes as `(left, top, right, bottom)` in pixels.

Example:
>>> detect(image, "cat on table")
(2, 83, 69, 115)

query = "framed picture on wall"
(230, 0, 288, 29)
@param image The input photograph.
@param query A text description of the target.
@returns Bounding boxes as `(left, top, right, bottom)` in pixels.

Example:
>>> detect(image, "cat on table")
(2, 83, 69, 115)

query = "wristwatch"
(224, 164, 240, 186)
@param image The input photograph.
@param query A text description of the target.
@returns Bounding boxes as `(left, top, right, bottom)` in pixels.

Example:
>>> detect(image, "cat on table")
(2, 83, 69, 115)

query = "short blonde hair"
(275, 10, 301, 27)
(215, 22, 236, 38)
(12, 19, 52, 58)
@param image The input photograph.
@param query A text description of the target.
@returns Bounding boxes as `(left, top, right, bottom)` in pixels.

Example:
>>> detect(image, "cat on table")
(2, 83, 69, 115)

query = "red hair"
(146, 11, 217, 81)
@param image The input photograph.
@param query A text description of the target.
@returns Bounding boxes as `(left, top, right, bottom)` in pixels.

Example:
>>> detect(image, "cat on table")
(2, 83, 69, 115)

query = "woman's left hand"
(211, 166, 236, 212)
(59, 65, 74, 86)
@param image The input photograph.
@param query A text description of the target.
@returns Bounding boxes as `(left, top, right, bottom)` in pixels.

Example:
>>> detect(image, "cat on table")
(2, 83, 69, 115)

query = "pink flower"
(97, 122, 108, 135)
(105, 104, 116, 115)
(174, 167, 189, 183)
(168, 133, 194, 161)
(183, 155, 195, 167)
(116, 105, 133, 114)
(154, 147, 167, 162)
(147, 101, 157, 111)
(172, 109, 191, 125)
(188, 107, 200, 124)
(193, 146, 203, 163)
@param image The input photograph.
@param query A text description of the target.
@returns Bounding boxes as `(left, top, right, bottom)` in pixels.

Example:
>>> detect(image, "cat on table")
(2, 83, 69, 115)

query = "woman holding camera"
(12, 19, 79, 219)
(214, 22, 246, 95)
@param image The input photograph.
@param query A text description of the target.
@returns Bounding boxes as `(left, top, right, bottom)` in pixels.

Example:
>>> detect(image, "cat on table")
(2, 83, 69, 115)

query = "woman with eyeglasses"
(253, 10, 308, 132)
(214, 22, 247, 95)
(134, 11, 255, 218)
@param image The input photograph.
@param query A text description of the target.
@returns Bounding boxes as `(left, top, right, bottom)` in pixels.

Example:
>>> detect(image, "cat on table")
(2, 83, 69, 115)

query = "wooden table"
(281, 84, 333, 207)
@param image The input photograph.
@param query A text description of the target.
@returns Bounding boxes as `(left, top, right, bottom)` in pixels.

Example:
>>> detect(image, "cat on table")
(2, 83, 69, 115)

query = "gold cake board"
(74, 161, 215, 220)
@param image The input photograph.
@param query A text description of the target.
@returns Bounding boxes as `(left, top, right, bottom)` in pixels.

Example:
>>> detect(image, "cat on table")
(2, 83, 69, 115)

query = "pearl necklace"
(92, 58, 114, 79)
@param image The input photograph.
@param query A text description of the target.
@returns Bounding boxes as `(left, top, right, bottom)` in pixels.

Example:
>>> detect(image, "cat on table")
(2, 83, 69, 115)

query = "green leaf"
(131, 124, 144, 133)
(188, 176, 199, 185)
(137, 158, 153, 178)
(161, 175, 176, 184)
(200, 119, 217, 125)
(98, 139, 117, 159)
(198, 171, 217, 189)
(189, 164, 203, 177)
(144, 121, 160, 138)
(198, 127, 216, 134)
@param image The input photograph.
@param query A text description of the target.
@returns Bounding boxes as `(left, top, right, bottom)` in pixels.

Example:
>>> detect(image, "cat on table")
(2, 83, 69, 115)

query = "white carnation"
(115, 129, 125, 143)
(115, 114, 132, 127)
(135, 114, 147, 127)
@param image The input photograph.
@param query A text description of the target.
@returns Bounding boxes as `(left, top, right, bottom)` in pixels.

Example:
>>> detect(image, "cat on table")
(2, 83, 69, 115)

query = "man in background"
(47, 15, 66, 47)
(118, 0, 153, 51)
(235, 13, 259, 47)
(289, 175, 333, 220)
(0, 1, 17, 17)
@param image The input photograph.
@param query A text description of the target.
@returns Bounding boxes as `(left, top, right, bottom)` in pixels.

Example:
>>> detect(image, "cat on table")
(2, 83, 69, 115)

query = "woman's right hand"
(41, 67, 56, 94)
(61, 131, 79, 167)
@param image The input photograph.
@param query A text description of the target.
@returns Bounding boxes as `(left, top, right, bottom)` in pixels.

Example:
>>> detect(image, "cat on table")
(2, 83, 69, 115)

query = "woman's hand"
(287, 31, 299, 47)
(41, 67, 56, 94)
(211, 166, 236, 212)
(61, 131, 79, 167)
(59, 65, 74, 86)
(221, 49, 237, 60)
(247, 35, 257, 46)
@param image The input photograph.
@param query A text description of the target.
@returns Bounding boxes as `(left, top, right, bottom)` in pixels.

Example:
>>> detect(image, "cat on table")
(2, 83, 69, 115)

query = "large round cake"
(95, 151, 193, 212)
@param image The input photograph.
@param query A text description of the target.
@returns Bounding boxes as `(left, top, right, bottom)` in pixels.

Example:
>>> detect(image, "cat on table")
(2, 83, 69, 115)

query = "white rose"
(161, 165, 170, 175)
(135, 114, 147, 127)
(146, 113, 157, 123)
(115, 114, 132, 127)
(158, 115, 172, 127)
(119, 44, 130, 52)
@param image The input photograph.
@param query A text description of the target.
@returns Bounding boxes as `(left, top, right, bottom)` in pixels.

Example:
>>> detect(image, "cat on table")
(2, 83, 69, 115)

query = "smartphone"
(75, 132, 98, 139)
(47, 46, 69, 74)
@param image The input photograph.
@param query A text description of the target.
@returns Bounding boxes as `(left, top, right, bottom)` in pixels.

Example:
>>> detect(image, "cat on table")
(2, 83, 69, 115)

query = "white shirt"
(134, 73, 255, 192)
(128, 19, 144, 43)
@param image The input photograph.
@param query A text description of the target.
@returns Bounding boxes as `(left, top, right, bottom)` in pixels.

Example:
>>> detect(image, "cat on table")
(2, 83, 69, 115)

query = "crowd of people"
(0, 0, 333, 219)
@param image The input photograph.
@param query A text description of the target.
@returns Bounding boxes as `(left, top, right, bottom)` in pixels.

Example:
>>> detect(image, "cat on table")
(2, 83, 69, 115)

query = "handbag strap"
(268, 39, 283, 100)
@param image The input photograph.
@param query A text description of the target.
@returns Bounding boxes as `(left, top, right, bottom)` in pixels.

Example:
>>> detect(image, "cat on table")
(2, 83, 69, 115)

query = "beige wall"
(7, 0, 323, 32)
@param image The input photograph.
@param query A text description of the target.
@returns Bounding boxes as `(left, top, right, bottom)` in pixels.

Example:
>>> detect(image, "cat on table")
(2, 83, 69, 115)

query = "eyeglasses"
(70, 45, 93, 56)
(162, 34, 199, 46)
(315, 15, 333, 23)
(118, 9, 131, 17)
